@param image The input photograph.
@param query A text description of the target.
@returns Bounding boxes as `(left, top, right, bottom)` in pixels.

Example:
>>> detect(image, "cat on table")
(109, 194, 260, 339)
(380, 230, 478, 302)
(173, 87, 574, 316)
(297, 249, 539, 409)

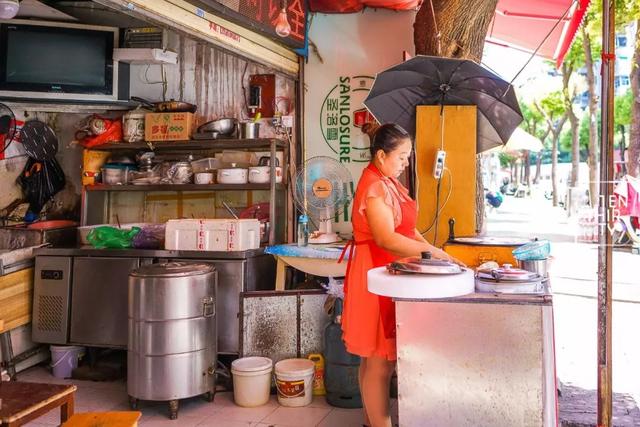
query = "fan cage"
(294, 156, 354, 219)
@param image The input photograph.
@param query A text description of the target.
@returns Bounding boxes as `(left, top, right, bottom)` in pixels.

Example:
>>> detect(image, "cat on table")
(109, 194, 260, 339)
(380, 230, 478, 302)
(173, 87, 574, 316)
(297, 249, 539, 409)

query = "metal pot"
(239, 122, 260, 139)
(122, 108, 146, 142)
(475, 264, 544, 294)
(248, 166, 282, 184)
(517, 258, 550, 278)
(258, 156, 279, 167)
(260, 221, 270, 244)
(128, 262, 216, 405)
(198, 118, 237, 136)
(131, 96, 197, 113)
(217, 163, 248, 184)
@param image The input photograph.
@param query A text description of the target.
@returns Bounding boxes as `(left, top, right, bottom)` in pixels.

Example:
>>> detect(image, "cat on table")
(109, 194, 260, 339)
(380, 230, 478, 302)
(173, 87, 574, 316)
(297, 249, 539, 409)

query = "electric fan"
(294, 156, 353, 244)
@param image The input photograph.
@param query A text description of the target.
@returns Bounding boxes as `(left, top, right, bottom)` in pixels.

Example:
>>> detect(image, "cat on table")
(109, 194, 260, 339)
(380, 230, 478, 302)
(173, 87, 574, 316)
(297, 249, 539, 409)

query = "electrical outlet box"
(248, 74, 275, 118)
(433, 150, 446, 179)
(281, 115, 294, 128)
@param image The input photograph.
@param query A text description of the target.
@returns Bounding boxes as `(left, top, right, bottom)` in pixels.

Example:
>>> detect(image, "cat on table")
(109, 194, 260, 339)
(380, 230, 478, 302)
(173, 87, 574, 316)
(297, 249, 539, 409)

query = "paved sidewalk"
(486, 194, 640, 424)
(559, 384, 640, 426)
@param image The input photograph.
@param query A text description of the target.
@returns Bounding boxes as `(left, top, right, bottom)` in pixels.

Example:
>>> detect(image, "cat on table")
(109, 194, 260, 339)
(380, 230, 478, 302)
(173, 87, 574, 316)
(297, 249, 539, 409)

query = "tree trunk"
(414, 0, 498, 61)
(582, 24, 600, 206)
(524, 151, 531, 186)
(629, 19, 640, 178)
(533, 127, 551, 184)
(551, 131, 560, 207)
(619, 124, 627, 177)
(534, 153, 543, 184)
(414, 0, 498, 236)
(562, 62, 580, 188)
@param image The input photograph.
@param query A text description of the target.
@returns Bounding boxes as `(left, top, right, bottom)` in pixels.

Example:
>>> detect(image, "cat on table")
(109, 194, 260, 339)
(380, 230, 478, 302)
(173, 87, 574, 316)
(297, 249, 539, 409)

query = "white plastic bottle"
(297, 214, 309, 247)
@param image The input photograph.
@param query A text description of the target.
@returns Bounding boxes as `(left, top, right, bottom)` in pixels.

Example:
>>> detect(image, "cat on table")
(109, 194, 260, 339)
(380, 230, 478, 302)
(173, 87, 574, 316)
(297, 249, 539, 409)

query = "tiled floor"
(18, 365, 398, 427)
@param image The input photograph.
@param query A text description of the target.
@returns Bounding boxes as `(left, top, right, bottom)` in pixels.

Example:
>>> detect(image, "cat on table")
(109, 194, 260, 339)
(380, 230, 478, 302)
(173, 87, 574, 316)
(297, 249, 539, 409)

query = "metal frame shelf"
(81, 138, 289, 245)
(94, 138, 287, 152)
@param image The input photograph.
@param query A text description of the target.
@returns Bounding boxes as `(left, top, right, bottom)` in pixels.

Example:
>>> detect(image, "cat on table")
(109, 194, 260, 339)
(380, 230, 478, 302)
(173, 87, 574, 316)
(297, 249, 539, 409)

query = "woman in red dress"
(341, 123, 462, 427)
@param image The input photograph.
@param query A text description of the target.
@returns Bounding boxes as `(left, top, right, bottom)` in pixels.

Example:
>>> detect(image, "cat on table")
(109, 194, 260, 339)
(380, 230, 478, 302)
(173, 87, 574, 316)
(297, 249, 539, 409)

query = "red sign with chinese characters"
(195, 0, 307, 48)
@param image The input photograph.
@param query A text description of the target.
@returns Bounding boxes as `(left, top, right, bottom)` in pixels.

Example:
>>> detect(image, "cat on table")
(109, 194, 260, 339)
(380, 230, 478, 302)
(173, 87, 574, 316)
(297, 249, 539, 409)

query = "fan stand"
(309, 217, 341, 244)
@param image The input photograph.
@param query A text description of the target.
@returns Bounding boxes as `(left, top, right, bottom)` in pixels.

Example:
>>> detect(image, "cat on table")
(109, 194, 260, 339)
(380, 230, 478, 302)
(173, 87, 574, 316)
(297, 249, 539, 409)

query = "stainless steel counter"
(395, 291, 556, 427)
(34, 246, 266, 259)
(32, 247, 275, 353)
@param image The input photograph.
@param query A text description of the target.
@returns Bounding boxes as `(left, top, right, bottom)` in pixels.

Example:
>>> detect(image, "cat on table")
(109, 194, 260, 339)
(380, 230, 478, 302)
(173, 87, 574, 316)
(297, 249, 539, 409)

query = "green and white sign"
(320, 75, 375, 164)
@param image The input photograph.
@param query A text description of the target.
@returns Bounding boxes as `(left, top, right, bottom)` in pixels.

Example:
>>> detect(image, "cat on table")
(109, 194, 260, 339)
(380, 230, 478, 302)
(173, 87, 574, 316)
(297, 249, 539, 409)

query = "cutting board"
(0, 268, 34, 332)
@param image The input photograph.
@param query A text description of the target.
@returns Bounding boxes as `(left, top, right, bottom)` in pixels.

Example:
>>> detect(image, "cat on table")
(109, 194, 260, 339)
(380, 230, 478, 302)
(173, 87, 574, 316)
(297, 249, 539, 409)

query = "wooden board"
(415, 106, 477, 248)
(0, 268, 34, 333)
(63, 411, 142, 427)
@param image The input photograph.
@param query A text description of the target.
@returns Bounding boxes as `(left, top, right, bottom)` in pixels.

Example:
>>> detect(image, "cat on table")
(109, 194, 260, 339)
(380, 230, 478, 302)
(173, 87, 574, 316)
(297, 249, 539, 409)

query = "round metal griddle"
(20, 121, 59, 160)
(387, 252, 463, 275)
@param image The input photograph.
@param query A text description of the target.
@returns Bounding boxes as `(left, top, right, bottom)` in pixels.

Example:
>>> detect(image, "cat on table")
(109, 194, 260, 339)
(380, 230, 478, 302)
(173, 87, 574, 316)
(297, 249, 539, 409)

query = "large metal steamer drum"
(127, 262, 217, 419)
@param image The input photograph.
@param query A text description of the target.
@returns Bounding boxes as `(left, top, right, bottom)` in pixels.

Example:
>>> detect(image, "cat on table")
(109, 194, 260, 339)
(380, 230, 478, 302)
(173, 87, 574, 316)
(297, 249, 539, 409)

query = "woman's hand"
(444, 254, 467, 268)
(431, 248, 467, 268)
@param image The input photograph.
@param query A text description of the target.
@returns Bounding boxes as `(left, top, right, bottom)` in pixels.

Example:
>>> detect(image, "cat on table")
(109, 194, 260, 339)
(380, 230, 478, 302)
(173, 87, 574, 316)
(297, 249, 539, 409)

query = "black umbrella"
(363, 55, 523, 153)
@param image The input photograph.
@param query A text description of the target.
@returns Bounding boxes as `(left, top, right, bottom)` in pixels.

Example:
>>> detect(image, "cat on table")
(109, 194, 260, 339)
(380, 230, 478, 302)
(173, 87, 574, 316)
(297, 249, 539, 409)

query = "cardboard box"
(145, 112, 194, 141)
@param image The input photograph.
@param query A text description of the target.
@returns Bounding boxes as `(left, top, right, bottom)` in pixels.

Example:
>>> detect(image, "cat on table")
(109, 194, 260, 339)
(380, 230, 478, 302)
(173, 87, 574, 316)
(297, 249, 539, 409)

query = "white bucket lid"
(231, 356, 273, 373)
(274, 358, 315, 376)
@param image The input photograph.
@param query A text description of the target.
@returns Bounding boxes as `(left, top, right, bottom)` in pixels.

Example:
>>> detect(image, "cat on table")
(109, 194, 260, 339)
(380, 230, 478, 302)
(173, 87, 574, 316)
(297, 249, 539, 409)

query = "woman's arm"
(414, 229, 428, 243)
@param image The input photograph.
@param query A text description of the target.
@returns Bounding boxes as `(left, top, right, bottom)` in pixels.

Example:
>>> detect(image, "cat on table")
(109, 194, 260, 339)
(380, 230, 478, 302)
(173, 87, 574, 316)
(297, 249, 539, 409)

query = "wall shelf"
(1, 100, 136, 114)
(94, 138, 287, 151)
(84, 183, 285, 192)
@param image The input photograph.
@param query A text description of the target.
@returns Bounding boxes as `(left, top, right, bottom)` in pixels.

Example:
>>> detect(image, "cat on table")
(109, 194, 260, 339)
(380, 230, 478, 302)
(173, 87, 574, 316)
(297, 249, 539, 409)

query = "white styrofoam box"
(165, 219, 260, 251)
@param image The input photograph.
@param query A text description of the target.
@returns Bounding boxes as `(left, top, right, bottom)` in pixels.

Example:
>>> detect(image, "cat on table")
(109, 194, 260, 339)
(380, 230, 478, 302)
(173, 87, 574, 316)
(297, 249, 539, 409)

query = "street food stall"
(368, 255, 557, 426)
(0, 0, 622, 425)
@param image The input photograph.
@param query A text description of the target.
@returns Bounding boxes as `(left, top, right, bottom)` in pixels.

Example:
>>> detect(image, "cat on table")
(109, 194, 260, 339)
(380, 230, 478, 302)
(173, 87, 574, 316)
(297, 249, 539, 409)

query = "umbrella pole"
(597, 0, 615, 425)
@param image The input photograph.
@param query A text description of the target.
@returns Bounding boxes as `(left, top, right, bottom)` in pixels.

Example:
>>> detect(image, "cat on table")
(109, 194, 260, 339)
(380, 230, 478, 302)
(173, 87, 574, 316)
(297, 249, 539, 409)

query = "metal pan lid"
(476, 264, 540, 282)
(130, 262, 214, 278)
(388, 251, 462, 275)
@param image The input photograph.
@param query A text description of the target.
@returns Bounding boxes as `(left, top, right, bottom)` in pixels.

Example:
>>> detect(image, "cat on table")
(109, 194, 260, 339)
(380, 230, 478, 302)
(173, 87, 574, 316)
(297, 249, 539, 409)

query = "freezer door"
(32, 256, 72, 344)
(70, 257, 140, 348)
(171, 259, 244, 354)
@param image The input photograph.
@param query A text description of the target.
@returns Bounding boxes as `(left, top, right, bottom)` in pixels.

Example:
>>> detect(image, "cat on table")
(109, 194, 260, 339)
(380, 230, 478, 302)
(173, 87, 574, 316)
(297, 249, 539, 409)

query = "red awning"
(308, 0, 421, 13)
(309, 0, 589, 66)
(487, 0, 591, 67)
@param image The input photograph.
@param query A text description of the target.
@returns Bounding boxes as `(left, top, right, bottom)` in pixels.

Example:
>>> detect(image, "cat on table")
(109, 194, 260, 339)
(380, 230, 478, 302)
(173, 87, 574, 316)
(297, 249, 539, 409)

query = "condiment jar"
(122, 108, 146, 143)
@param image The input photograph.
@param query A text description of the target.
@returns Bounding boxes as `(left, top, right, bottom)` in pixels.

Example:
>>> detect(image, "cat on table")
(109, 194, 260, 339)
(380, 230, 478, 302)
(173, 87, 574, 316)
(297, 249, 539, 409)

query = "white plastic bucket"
(231, 357, 273, 407)
(50, 345, 84, 379)
(274, 358, 315, 407)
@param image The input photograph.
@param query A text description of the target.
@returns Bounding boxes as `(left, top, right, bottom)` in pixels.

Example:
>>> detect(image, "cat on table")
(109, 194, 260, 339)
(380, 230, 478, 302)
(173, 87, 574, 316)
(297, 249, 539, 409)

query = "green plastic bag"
(86, 226, 141, 249)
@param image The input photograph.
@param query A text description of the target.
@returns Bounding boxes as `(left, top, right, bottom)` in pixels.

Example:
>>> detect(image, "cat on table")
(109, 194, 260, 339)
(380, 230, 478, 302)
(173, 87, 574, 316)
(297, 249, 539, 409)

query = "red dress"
(341, 163, 417, 361)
